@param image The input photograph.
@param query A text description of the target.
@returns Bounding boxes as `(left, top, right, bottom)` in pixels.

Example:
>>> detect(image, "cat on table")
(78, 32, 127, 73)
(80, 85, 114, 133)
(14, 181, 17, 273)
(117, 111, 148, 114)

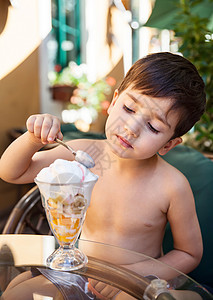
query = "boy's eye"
(123, 105, 135, 114)
(148, 122, 159, 134)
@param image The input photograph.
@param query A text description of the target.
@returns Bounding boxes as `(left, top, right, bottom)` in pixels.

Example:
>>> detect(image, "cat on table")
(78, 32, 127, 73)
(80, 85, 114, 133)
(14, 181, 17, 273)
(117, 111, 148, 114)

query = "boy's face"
(105, 87, 182, 160)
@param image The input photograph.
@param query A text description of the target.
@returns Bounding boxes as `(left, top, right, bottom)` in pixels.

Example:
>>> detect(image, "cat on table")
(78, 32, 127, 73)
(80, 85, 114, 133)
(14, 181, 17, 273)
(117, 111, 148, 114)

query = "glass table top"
(0, 234, 212, 300)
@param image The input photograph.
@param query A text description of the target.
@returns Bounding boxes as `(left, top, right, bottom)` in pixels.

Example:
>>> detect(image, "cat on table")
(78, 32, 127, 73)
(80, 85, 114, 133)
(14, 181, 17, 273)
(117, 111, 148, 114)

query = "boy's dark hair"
(118, 52, 206, 139)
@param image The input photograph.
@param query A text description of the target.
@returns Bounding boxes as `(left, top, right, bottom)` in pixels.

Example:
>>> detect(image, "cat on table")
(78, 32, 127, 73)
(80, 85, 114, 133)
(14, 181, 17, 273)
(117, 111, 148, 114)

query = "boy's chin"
(109, 144, 129, 158)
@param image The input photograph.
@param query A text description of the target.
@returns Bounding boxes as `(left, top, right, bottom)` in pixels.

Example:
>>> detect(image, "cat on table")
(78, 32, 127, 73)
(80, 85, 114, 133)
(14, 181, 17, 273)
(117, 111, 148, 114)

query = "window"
(51, 0, 81, 68)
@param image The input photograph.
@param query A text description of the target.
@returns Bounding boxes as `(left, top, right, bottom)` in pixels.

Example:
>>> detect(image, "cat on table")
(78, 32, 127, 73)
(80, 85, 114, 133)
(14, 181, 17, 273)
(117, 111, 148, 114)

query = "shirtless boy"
(0, 52, 206, 299)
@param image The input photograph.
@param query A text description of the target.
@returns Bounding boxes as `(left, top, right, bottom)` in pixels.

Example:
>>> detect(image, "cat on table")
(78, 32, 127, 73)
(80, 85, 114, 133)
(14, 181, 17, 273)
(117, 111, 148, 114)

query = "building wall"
(0, 0, 128, 227)
(0, 0, 45, 221)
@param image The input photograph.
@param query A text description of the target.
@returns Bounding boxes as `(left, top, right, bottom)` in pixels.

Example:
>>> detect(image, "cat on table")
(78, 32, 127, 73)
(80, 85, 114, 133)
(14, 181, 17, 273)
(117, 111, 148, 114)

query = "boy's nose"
(124, 122, 140, 138)
(123, 113, 142, 138)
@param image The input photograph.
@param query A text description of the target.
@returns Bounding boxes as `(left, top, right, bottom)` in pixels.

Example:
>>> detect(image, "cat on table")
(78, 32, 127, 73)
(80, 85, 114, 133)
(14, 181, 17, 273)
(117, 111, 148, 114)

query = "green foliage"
(48, 62, 116, 113)
(173, 0, 213, 152)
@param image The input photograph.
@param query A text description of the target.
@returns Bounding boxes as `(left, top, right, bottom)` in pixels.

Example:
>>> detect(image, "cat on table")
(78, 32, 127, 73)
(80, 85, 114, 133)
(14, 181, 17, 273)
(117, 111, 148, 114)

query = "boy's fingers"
(41, 115, 54, 143)
(95, 283, 117, 299)
(88, 281, 108, 300)
(56, 131, 63, 141)
(34, 116, 45, 138)
(26, 114, 62, 145)
(88, 279, 119, 299)
(105, 287, 120, 299)
(47, 117, 61, 143)
(26, 115, 36, 133)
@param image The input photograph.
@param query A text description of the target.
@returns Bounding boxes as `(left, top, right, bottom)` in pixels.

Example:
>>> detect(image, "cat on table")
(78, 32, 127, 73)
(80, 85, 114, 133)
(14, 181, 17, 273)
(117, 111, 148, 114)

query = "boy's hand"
(26, 114, 63, 145)
(88, 279, 120, 299)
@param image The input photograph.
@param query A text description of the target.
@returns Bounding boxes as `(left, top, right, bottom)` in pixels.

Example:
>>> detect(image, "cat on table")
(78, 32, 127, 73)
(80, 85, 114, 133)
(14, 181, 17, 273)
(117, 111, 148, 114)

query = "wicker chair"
(2, 186, 51, 235)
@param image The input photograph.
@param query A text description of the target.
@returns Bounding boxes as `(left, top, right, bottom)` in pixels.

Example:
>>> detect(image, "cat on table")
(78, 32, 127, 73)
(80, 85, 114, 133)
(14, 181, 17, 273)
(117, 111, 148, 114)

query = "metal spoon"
(55, 138, 95, 168)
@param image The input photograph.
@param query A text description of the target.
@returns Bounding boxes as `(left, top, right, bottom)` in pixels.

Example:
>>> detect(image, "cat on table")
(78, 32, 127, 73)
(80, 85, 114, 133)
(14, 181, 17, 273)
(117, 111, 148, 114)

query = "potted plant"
(48, 62, 116, 131)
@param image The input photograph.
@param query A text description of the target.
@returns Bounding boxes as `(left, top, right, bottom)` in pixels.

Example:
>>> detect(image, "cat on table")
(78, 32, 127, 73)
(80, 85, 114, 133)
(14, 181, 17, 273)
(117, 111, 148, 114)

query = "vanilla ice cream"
(36, 159, 97, 184)
(35, 159, 98, 208)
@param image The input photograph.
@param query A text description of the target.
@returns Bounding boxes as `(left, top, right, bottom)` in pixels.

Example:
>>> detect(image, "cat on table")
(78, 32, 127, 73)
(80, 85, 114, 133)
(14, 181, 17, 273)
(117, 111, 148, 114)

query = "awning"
(144, 0, 213, 30)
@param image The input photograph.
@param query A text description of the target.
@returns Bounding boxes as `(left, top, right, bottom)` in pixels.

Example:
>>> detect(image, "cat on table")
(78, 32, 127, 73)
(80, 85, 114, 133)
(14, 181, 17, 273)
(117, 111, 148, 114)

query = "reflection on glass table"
(0, 235, 212, 300)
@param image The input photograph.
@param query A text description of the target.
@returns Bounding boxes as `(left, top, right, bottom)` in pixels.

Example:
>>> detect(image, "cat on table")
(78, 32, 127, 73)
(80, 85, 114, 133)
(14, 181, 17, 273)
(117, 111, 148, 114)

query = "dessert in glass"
(35, 159, 98, 271)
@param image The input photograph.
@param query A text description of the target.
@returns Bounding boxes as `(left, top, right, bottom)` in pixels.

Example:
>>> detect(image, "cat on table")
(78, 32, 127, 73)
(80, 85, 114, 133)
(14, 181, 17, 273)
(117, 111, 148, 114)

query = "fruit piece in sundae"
(47, 193, 87, 243)
(70, 193, 87, 214)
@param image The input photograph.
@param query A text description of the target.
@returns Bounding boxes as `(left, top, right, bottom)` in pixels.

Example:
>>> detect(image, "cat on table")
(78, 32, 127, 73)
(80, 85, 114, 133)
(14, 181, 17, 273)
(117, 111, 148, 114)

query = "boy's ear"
(107, 89, 119, 114)
(158, 137, 182, 156)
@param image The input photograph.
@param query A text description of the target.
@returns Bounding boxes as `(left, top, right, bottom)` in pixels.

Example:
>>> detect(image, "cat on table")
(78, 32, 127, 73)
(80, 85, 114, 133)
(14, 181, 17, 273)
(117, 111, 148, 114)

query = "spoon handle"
(55, 138, 76, 156)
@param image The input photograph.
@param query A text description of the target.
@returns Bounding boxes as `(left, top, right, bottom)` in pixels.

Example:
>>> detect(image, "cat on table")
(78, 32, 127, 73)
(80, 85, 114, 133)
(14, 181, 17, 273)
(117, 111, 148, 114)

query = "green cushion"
(162, 145, 213, 287)
(61, 123, 106, 140)
(61, 123, 79, 133)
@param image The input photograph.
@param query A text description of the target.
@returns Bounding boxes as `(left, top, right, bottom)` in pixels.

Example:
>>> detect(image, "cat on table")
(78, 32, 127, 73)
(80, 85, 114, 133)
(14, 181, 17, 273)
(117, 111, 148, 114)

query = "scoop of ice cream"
(36, 159, 97, 184)
(35, 159, 98, 208)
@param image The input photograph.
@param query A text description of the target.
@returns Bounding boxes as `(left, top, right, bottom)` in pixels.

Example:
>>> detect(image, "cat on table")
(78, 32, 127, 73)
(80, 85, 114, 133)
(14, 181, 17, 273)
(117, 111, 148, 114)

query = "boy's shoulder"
(158, 155, 191, 197)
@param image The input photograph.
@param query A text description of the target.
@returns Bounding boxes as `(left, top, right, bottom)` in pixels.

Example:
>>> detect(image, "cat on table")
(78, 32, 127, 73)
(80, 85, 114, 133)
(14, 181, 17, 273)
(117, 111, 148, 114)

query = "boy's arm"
(0, 114, 65, 184)
(124, 178, 203, 281)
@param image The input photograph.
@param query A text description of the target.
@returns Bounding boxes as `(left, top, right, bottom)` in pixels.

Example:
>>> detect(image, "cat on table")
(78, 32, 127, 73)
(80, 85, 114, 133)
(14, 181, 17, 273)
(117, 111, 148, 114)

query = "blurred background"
(0, 0, 213, 230)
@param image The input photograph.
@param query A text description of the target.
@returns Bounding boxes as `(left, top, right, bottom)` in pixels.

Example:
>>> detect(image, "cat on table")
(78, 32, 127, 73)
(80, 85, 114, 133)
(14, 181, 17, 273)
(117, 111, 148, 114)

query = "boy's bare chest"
(86, 174, 168, 235)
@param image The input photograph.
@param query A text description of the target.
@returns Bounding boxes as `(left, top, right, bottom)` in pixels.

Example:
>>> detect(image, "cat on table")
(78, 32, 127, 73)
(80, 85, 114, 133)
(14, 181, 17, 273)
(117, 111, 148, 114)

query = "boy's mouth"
(116, 135, 133, 149)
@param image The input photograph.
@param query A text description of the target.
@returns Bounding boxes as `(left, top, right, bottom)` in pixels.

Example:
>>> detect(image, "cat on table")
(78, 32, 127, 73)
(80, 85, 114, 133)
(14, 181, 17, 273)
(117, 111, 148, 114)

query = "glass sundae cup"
(35, 179, 97, 271)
